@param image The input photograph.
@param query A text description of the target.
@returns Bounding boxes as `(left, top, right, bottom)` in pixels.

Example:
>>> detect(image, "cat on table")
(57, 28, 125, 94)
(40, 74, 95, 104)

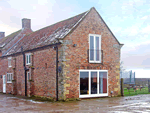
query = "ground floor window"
(27, 72, 31, 80)
(7, 73, 13, 83)
(79, 70, 108, 98)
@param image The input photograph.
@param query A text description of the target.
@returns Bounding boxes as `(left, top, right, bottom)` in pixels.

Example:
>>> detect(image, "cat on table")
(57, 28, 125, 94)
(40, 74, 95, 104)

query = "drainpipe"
(53, 45, 58, 101)
(21, 46, 27, 96)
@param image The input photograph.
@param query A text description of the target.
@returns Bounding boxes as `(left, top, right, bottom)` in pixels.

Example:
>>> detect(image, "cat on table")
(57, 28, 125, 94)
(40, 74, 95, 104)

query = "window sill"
(89, 61, 102, 63)
(26, 63, 31, 66)
(8, 66, 12, 68)
(7, 81, 12, 83)
(79, 93, 108, 98)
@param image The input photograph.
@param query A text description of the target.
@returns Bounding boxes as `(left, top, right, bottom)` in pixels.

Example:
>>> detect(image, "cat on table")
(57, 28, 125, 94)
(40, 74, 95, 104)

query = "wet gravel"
(1, 93, 150, 113)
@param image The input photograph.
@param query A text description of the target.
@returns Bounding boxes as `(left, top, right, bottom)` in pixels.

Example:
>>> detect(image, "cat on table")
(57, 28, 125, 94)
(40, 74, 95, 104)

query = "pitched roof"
(3, 7, 123, 56)
(0, 29, 21, 48)
(5, 10, 89, 56)
(2, 28, 32, 56)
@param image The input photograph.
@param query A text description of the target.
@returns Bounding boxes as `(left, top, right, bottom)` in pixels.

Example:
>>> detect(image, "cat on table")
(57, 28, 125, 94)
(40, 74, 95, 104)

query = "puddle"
(1, 94, 150, 112)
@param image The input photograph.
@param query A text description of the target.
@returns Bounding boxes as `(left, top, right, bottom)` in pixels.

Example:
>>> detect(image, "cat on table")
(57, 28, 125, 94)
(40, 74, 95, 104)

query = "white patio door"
(3, 75, 6, 93)
(79, 70, 108, 98)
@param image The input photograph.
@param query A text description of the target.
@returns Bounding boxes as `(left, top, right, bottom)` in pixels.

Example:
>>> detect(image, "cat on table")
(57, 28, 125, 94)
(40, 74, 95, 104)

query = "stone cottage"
(0, 7, 123, 100)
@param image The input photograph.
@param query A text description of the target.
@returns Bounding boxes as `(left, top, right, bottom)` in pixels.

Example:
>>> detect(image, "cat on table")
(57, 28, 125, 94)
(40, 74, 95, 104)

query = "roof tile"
(6, 10, 89, 56)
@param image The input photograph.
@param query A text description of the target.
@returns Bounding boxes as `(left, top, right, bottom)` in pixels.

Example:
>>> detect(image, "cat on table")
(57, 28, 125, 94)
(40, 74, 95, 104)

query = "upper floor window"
(26, 53, 31, 65)
(8, 57, 12, 67)
(7, 73, 13, 83)
(89, 34, 101, 63)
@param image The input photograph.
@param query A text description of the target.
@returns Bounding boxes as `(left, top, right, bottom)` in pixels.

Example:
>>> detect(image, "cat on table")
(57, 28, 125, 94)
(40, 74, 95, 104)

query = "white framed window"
(8, 57, 12, 67)
(7, 73, 13, 83)
(89, 34, 101, 63)
(79, 70, 108, 98)
(27, 72, 31, 80)
(26, 53, 31, 65)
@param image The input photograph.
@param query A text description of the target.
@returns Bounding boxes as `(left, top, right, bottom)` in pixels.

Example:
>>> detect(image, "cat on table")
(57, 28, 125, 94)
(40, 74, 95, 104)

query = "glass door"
(99, 72, 107, 93)
(91, 72, 97, 94)
(80, 70, 108, 98)
(80, 72, 89, 95)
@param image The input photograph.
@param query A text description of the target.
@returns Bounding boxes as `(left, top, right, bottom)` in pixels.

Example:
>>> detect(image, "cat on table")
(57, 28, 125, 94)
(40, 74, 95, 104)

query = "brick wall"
(33, 47, 57, 98)
(60, 8, 121, 99)
(0, 57, 13, 94)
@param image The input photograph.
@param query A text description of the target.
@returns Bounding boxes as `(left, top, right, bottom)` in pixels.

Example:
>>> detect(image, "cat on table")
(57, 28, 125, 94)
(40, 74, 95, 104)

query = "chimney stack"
(0, 32, 5, 39)
(22, 18, 31, 29)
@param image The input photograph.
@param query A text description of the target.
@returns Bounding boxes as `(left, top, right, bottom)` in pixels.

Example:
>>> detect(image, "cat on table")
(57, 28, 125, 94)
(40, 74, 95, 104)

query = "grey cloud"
(121, 43, 150, 69)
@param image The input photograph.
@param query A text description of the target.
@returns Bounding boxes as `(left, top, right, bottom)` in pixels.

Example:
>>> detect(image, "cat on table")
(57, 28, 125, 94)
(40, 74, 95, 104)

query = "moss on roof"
(0, 29, 21, 46)
(32, 11, 88, 34)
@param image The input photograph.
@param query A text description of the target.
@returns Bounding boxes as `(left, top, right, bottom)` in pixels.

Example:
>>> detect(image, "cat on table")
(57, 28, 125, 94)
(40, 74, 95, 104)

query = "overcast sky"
(0, 0, 150, 78)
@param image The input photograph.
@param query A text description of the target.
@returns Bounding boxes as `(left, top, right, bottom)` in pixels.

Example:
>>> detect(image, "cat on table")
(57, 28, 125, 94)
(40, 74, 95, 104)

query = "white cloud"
(0, 24, 19, 35)
(131, 69, 150, 78)
(141, 25, 150, 34)
(141, 15, 148, 20)
(38, 0, 48, 5)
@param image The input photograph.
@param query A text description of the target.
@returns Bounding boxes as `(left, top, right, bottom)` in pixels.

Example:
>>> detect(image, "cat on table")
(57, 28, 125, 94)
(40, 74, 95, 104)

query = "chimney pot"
(0, 32, 5, 39)
(22, 18, 31, 29)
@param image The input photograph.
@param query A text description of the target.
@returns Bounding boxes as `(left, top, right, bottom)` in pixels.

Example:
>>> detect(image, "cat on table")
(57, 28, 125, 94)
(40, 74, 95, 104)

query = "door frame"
(79, 70, 108, 98)
(3, 75, 6, 93)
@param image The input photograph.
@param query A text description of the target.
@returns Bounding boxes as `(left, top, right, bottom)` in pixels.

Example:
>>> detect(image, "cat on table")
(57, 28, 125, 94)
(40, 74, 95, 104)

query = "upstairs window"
(26, 53, 31, 65)
(89, 34, 101, 63)
(8, 57, 12, 67)
(7, 73, 13, 83)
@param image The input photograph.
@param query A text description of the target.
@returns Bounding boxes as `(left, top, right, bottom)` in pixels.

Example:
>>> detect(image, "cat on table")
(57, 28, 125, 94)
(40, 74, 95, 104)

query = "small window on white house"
(7, 73, 13, 83)
(8, 57, 12, 67)
(26, 53, 31, 65)
(27, 72, 31, 80)
(89, 34, 101, 63)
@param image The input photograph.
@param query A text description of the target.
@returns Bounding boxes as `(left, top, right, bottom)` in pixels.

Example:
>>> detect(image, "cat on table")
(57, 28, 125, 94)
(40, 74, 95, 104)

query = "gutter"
(0, 42, 61, 58)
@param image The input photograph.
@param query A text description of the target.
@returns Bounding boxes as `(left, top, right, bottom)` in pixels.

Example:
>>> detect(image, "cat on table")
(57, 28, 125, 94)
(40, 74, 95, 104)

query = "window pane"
(91, 72, 97, 94)
(27, 72, 30, 80)
(9, 74, 10, 81)
(8, 59, 11, 67)
(80, 72, 89, 95)
(90, 36, 94, 61)
(29, 55, 31, 63)
(99, 72, 107, 93)
(96, 37, 100, 61)
(4, 76, 6, 84)
(10, 74, 12, 81)
(27, 55, 28, 64)
(7, 74, 8, 81)
(11, 74, 13, 81)
(8, 74, 9, 81)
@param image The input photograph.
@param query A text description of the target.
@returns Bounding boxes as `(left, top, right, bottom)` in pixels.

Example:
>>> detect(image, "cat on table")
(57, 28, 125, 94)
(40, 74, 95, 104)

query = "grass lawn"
(124, 87, 150, 96)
